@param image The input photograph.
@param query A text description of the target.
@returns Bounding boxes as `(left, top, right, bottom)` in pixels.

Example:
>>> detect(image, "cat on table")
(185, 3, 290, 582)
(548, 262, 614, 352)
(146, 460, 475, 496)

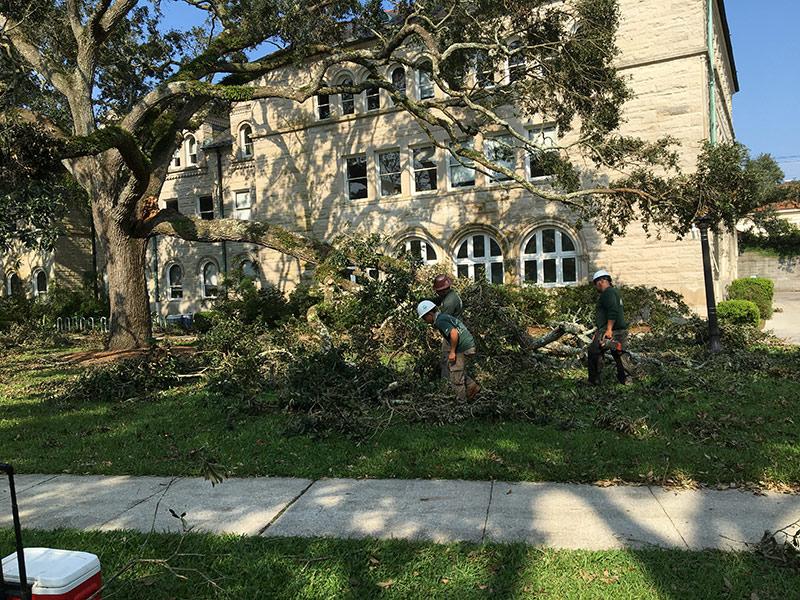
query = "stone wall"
(737, 251, 800, 293)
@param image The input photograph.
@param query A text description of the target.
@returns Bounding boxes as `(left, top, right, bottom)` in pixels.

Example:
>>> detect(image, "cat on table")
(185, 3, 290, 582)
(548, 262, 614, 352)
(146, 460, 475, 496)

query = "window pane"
(524, 235, 537, 255)
(457, 241, 468, 259)
(508, 41, 525, 83)
(379, 151, 401, 196)
(449, 147, 476, 188)
(36, 272, 47, 293)
(490, 239, 502, 257)
(413, 147, 437, 191)
(366, 87, 380, 111)
(347, 156, 368, 199)
(169, 265, 182, 285)
(391, 67, 406, 94)
(524, 260, 537, 282)
(418, 63, 434, 99)
(410, 239, 422, 258)
(426, 244, 437, 261)
(340, 77, 355, 114)
(457, 264, 469, 278)
(199, 196, 214, 220)
(166, 199, 179, 212)
(490, 262, 504, 284)
(543, 259, 556, 283)
(561, 233, 576, 252)
(486, 137, 515, 182)
(542, 229, 556, 253)
(473, 234, 485, 258)
(476, 51, 494, 87)
(317, 94, 331, 119)
(563, 257, 577, 282)
(475, 263, 486, 281)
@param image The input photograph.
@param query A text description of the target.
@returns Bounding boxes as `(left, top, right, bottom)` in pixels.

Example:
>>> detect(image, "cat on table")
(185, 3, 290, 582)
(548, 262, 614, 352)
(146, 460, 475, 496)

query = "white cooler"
(1, 548, 102, 599)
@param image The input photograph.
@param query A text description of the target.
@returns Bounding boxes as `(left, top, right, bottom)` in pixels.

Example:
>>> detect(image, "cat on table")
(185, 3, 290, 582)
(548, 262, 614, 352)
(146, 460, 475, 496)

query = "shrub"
(727, 277, 774, 320)
(717, 299, 760, 327)
(193, 310, 221, 333)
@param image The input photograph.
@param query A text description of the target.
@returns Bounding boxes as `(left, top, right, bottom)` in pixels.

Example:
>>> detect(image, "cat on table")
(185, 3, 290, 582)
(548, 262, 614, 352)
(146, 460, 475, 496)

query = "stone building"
(2, 0, 740, 318)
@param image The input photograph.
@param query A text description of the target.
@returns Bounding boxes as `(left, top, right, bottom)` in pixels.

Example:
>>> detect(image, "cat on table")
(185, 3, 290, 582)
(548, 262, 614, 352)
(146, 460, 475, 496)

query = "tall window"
(400, 238, 438, 265)
(234, 190, 252, 220)
(33, 269, 47, 297)
(528, 125, 557, 179)
(378, 150, 402, 197)
(448, 141, 475, 188)
(454, 233, 504, 284)
(239, 124, 253, 158)
(339, 76, 355, 115)
(168, 264, 183, 299)
(413, 146, 438, 192)
(317, 83, 332, 119)
(475, 51, 494, 88)
(521, 227, 578, 286)
(171, 147, 181, 168)
(202, 261, 219, 298)
(365, 86, 380, 111)
(507, 40, 526, 83)
(484, 136, 516, 183)
(8, 273, 22, 296)
(391, 66, 406, 101)
(185, 135, 198, 165)
(346, 155, 368, 200)
(417, 61, 434, 99)
(198, 196, 214, 220)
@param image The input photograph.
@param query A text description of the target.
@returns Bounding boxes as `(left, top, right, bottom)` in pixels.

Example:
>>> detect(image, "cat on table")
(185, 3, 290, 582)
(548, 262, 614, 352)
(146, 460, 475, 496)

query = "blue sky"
(727, 0, 800, 180)
(158, 0, 799, 179)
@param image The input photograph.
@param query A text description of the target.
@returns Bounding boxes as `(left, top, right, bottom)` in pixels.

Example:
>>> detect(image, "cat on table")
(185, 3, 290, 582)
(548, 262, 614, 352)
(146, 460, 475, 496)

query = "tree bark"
(98, 210, 153, 350)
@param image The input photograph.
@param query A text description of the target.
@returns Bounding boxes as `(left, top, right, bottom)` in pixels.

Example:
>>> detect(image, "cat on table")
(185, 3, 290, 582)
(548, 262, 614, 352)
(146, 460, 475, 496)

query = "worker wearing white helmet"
(587, 269, 631, 385)
(417, 300, 480, 401)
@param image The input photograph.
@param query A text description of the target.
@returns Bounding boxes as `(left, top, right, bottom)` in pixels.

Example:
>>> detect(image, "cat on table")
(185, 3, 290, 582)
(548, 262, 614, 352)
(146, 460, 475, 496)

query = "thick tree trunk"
(101, 216, 153, 350)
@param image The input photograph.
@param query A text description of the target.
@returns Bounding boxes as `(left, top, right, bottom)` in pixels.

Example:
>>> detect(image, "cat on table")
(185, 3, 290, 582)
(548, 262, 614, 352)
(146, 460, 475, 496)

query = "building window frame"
(365, 85, 381, 111)
(167, 263, 184, 300)
(484, 135, 517, 184)
(390, 66, 407, 103)
(7, 273, 22, 297)
(416, 61, 435, 100)
(527, 125, 558, 181)
(185, 134, 198, 166)
(32, 268, 47, 298)
(377, 149, 402, 197)
(506, 39, 526, 84)
(447, 140, 476, 189)
(197, 195, 215, 220)
(234, 190, 252, 220)
(337, 74, 356, 115)
(412, 145, 438, 193)
(454, 232, 504, 284)
(399, 237, 438, 266)
(201, 260, 220, 299)
(238, 123, 254, 159)
(520, 226, 579, 287)
(345, 154, 369, 200)
(316, 82, 332, 120)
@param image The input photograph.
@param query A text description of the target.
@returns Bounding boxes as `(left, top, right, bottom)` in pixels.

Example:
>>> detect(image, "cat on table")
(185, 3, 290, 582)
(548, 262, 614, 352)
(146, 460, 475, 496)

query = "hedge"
(717, 299, 760, 327)
(727, 277, 774, 320)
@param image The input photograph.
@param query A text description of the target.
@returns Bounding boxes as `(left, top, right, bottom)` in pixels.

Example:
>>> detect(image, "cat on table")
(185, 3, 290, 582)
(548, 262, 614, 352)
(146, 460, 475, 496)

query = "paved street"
(2, 474, 798, 551)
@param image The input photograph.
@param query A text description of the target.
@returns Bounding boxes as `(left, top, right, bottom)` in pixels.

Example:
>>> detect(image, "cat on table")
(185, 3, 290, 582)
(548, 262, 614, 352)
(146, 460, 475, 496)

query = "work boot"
(466, 382, 481, 400)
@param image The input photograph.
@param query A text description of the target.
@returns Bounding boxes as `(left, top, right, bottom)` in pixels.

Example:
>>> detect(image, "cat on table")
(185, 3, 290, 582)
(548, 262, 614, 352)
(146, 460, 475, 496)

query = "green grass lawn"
(1, 344, 799, 488)
(1, 528, 796, 599)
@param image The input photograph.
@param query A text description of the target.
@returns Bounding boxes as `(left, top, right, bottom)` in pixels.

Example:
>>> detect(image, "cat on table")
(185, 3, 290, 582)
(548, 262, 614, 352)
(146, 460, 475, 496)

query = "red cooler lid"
(1, 548, 100, 590)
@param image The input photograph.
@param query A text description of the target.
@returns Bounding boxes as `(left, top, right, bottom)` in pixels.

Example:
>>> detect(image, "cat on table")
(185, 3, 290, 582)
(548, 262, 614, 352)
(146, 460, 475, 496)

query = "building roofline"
(717, 0, 739, 93)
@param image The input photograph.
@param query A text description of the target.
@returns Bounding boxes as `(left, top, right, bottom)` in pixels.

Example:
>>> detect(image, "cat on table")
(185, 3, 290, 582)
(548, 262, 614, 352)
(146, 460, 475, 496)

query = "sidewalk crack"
(259, 479, 317, 535)
(481, 480, 495, 544)
(648, 486, 689, 549)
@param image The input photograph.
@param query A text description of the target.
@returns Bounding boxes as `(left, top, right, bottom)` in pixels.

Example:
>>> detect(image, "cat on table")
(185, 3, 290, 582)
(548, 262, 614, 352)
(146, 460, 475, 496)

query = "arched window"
(399, 238, 438, 266)
(171, 146, 181, 168)
(317, 82, 332, 119)
(240, 259, 260, 288)
(8, 273, 22, 296)
(417, 61, 434, 99)
(521, 227, 578, 286)
(185, 135, 198, 165)
(454, 233, 504, 284)
(32, 269, 47, 297)
(338, 75, 355, 115)
(239, 124, 253, 159)
(201, 261, 219, 298)
(390, 67, 406, 103)
(168, 264, 183, 299)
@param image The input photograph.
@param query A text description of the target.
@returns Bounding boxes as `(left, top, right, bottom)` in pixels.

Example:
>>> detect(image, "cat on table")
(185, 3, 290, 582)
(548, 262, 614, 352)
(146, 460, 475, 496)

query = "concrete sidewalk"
(2, 475, 798, 551)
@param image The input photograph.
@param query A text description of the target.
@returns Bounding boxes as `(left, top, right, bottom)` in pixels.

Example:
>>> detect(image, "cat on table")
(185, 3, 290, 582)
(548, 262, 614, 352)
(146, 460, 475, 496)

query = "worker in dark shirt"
(587, 269, 630, 385)
(417, 300, 480, 401)
(433, 275, 463, 378)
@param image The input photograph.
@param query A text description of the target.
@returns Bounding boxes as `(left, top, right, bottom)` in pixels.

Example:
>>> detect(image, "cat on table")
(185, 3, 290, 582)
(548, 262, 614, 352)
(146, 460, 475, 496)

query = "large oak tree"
(0, 0, 778, 349)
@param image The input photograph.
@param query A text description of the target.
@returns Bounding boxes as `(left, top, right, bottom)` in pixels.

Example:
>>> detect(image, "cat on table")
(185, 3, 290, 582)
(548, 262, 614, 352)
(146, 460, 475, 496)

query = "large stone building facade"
(2, 0, 740, 317)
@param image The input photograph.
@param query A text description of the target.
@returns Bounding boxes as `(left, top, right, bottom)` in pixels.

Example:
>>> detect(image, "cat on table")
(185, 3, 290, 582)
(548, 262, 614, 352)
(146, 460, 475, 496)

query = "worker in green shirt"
(433, 275, 463, 378)
(587, 269, 630, 385)
(417, 300, 480, 401)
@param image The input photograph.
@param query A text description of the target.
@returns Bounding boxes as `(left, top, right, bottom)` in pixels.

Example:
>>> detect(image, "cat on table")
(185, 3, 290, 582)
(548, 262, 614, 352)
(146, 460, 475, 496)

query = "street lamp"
(697, 216, 722, 353)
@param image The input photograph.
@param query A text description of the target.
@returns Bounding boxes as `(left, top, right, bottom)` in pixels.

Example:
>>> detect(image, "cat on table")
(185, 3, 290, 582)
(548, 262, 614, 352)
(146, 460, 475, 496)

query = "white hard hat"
(417, 300, 437, 318)
(592, 269, 611, 282)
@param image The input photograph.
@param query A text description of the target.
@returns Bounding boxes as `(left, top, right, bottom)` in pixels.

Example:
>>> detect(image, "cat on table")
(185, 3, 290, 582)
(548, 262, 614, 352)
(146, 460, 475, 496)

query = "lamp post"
(697, 216, 722, 353)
